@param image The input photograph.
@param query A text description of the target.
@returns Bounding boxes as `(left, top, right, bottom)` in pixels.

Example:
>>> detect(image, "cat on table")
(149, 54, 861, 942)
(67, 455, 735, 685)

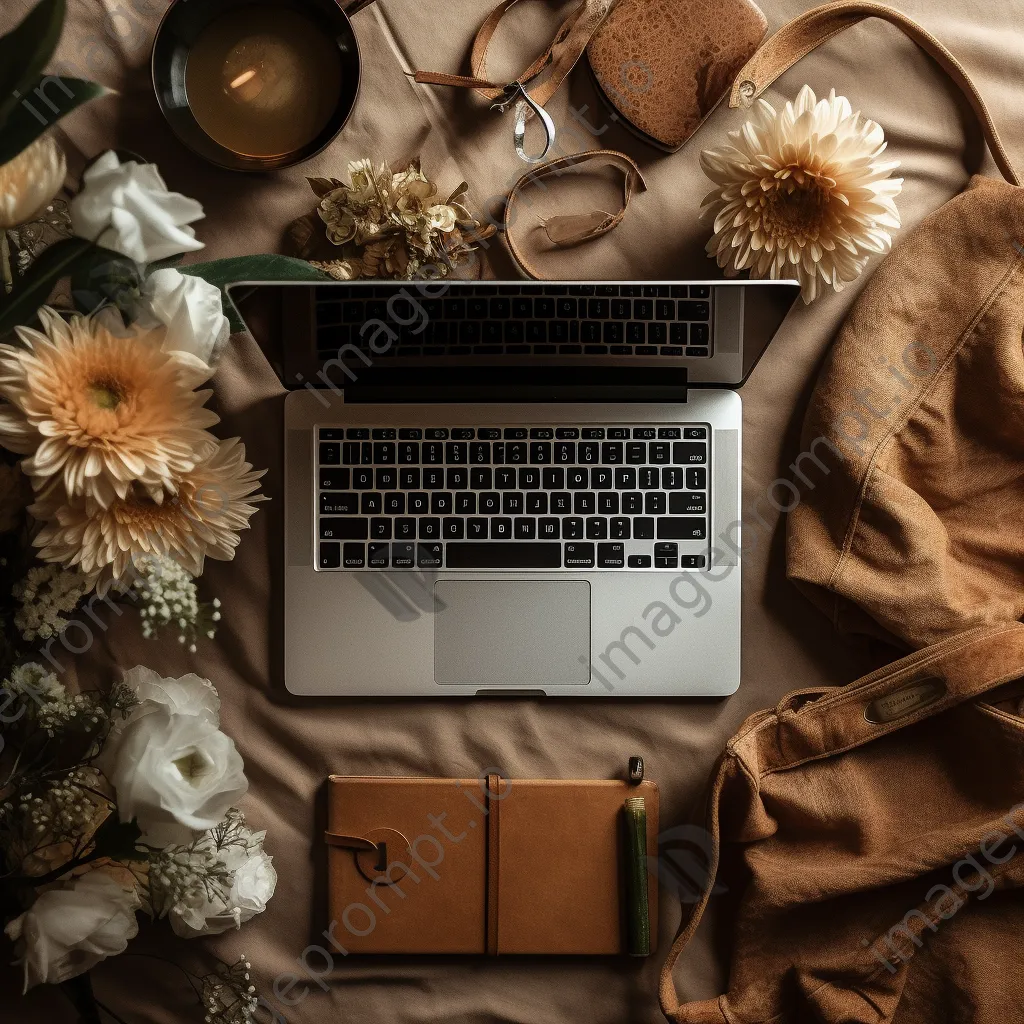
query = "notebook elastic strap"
(727, 0, 1020, 186)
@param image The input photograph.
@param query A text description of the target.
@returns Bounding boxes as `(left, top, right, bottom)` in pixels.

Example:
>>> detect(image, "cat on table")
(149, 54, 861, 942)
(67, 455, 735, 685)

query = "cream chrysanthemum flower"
(0, 308, 220, 505)
(0, 136, 66, 230)
(700, 85, 903, 303)
(29, 438, 266, 595)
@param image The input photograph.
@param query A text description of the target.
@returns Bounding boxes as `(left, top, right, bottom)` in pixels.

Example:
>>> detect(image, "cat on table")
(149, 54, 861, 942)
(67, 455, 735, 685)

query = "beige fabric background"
(3, 0, 1023, 1021)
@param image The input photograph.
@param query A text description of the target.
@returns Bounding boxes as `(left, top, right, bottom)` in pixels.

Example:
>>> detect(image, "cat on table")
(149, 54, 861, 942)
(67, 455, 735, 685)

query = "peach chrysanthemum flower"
(29, 437, 266, 595)
(0, 308, 220, 506)
(700, 85, 903, 303)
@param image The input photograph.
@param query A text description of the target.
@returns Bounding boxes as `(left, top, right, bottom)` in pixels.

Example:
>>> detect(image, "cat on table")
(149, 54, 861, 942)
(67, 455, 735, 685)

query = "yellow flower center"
(87, 379, 125, 410)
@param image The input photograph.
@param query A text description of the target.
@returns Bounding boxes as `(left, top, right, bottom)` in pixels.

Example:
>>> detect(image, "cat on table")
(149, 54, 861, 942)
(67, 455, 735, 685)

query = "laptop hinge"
(340, 366, 688, 404)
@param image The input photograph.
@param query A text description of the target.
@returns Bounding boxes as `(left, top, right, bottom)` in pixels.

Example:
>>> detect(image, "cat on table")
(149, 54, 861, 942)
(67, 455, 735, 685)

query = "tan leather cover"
(326, 775, 659, 954)
(586, 0, 768, 151)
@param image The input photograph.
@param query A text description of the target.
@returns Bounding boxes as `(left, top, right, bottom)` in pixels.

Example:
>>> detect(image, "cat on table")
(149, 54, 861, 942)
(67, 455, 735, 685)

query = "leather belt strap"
(413, 0, 619, 162)
(501, 150, 646, 279)
(485, 773, 502, 955)
(727, 0, 1021, 187)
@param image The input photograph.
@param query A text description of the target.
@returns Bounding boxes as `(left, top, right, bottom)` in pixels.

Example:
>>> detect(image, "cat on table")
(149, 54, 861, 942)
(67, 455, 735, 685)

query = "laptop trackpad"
(433, 581, 591, 686)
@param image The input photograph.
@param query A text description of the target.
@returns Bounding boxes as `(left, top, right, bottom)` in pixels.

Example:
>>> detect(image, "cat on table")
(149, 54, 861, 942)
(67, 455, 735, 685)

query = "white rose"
(99, 669, 247, 848)
(119, 665, 220, 724)
(169, 832, 277, 938)
(5, 871, 140, 992)
(69, 150, 206, 264)
(137, 268, 230, 365)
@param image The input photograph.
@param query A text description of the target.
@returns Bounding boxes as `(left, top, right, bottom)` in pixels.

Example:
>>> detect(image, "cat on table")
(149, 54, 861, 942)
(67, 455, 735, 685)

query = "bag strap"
(413, 0, 618, 162)
(658, 621, 1024, 1023)
(727, 0, 1021, 187)
(501, 150, 646, 278)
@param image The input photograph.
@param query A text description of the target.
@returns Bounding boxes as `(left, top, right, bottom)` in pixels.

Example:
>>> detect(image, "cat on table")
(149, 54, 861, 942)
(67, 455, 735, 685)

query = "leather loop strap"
(502, 150, 646, 279)
(485, 774, 502, 955)
(728, 1, 1021, 187)
(413, 0, 619, 160)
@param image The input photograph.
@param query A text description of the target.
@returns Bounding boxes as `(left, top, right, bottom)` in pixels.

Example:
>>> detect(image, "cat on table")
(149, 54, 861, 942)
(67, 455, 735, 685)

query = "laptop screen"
(241, 280, 798, 395)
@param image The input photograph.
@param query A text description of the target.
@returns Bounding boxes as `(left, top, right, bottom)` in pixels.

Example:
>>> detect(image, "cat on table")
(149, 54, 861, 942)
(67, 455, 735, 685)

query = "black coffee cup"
(152, 0, 363, 171)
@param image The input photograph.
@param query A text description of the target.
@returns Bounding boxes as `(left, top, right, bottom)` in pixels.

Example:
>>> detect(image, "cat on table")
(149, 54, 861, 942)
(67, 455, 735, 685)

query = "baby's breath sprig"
(130, 554, 222, 653)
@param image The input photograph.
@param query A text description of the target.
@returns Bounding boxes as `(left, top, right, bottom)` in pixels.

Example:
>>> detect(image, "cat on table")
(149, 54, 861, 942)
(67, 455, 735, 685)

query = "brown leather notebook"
(325, 774, 659, 955)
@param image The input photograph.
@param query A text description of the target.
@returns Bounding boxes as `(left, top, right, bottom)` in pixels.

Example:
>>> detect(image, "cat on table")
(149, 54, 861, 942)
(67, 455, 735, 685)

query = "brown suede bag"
(659, 622, 1024, 1023)
(660, 5, 1024, 1022)
(778, 3, 1024, 650)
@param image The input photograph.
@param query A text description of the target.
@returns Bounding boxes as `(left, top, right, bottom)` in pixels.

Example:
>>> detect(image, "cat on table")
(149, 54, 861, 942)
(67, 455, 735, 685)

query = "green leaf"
(0, 237, 115, 335)
(69, 247, 142, 317)
(0, 0, 66, 128)
(181, 254, 330, 334)
(0, 75, 110, 166)
(89, 814, 144, 864)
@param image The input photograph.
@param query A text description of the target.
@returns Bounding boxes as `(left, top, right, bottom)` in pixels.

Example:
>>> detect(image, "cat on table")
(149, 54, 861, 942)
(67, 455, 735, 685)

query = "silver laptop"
(272, 280, 797, 697)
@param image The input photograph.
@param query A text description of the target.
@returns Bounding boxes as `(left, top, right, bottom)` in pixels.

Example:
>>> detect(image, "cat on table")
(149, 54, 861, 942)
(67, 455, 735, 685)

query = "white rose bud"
(4, 871, 140, 992)
(137, 267, 231, 365)
(99, 668, 247, 848)
(69, 150, 206, 264)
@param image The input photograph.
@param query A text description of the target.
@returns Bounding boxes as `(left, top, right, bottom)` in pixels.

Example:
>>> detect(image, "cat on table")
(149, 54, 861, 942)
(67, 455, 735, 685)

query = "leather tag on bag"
(864, 678, 947, 723)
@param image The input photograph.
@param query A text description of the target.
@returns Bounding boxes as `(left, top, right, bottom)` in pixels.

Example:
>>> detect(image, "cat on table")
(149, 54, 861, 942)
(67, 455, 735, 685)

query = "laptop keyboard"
(315, 284, 713, 361)
(316, 425, 710, 572)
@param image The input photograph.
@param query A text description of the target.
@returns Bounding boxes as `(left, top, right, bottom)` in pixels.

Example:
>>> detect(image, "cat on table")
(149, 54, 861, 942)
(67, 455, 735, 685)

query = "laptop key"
(400, 468, 421, 489)
(446, 543, 561, 569)
(419, 518, 441, 539)
(639, 468, 660, 489)
(615, 467, 637, 489)
(515, 517, 536, 539)
(430, 492, 453, 515)
(353, 468, 373, 489)
(544, 468, 566, 489)
(491, 517, 513, 539)
(392, 543, 415, 568)
(563, 517, 585, 539)
(320, 442, 341, 465)
(417, 543, 443, 569)
(564, 542, 595, 568)
(626, 443, 646, 464)
(368, 543, 390, 568)
(480, 492, 500, 514)
(574, 492, 596, 514)
(649, 442, 670, 464)
(320, 469, 350, 490)
(623, 492, 643, 513)
(654, 542, 678, 569)
(662, 467, 685, 489)
(658, 517, 707, 540)
(526, 492, 548, 514)
(598, 542, 625, 567)
(370, 518, 392, 539)
(591, 467, 612, 489)
(674, 442, 708, 464)
(610, 517, 631, 539)
(376, 468, 397, 490)
(395, 517, 416, 539)
(343, 543, 365, 568)
(360, 493, 383, 514)
(470, 467, 492, 489)
(644, 493, 666, 515)
(627, 554, 652, 568)
(598, 493, 618, 514)
(408, 492, 428, 514)
(502, 492, 524, 515)
(447, 468, 468, 489)
(539, 517, 560, 538)
(443, 518, 464, 539)
(319, 542, 341, 569)
(320, 493, 358, 515)
(518, 467, 540, 489)
(495, 468, 517, 489)
(586, 518, 608, 540)
(551, 492, 572, 513)
(687, 467, 708, 489)
(455, 492, 476, 514)
(684, 426, 708, 439)
(670, 492, 706, 514)
(320, 518, 368, 540)
(467, 517, 488, 538)
(633, 517, 655, 539)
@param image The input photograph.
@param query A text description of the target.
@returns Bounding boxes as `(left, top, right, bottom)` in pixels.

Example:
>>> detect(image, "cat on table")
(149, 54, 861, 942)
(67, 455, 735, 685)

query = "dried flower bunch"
(307, 158, 494, 280)
(700, 85, 903, 303)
